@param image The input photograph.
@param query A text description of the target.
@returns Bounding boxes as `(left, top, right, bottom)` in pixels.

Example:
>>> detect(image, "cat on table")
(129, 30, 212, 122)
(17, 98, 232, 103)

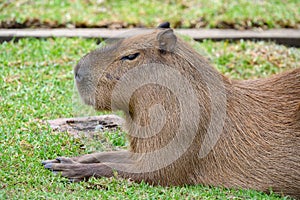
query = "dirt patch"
(47, 115, 124, 137)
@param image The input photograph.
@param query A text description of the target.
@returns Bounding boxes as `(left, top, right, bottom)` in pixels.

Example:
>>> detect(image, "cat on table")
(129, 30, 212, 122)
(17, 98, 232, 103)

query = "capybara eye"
(121, 53, 140, 61)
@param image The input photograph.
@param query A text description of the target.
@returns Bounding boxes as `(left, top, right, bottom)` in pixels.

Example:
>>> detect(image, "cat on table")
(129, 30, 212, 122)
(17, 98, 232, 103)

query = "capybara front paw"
(43, 161, 102, 182)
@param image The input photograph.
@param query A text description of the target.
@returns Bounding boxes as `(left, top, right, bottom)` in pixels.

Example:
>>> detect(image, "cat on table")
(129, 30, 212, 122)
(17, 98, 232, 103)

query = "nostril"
(74, 62, 83, 82)
(75, 73, 83, 82)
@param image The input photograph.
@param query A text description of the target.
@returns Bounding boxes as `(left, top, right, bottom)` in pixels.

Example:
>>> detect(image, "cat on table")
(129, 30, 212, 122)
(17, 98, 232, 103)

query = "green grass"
(0, 37, 299, 199)
(0, 0, 299, 29)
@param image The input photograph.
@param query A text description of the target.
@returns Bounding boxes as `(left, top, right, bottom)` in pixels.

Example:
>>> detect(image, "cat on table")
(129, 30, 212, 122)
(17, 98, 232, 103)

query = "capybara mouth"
(82, 94, 95, 107)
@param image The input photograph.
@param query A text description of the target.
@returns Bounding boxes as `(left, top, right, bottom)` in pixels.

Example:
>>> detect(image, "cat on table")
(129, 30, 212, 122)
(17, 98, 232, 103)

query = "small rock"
(95, 124, 104, 131)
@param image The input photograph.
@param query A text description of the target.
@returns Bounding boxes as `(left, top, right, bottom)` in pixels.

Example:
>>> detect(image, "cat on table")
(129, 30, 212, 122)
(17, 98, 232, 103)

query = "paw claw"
(41, 159, 59, 165)
(41, 160, 47, 165)
(44, 163, 53, 169)
(56, 157, 75, 164)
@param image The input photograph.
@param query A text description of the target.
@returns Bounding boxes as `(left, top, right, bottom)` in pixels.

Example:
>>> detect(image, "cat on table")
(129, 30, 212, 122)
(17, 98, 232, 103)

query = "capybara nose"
(74, 63, 83, 82)
(75, 72, 83, 82)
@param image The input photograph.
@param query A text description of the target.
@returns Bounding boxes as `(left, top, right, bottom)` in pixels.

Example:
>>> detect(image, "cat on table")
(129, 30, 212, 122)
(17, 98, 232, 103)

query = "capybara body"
(43, 26, 300, 198)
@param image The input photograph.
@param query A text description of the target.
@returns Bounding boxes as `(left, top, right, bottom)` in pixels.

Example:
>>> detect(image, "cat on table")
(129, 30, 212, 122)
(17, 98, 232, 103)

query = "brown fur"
(43, 28, 300, 198)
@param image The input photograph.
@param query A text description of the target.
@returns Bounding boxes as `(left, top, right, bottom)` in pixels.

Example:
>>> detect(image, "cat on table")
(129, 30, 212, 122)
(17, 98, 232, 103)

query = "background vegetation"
(0, 0, 299, 29)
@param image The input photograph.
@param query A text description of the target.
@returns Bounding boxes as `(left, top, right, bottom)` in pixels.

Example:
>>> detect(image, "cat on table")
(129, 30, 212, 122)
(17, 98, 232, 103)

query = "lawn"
(0, 0, 299, 29)
(0, 37, 299, 199)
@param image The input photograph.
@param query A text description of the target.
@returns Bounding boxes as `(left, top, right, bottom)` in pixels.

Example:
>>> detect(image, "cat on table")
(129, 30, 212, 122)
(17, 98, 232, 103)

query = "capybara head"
(74, 28, 181, 112)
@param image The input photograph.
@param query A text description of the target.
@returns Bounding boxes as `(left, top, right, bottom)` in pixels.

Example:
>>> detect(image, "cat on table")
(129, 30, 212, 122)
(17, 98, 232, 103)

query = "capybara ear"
(157, 22, 170, 29)
(156, 29, 177, 53)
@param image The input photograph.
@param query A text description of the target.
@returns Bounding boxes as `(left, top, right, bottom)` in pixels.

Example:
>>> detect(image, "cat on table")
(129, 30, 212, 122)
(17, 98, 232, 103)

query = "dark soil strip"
(0, 28, 299, 47)
(1, 18, 299, 30)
